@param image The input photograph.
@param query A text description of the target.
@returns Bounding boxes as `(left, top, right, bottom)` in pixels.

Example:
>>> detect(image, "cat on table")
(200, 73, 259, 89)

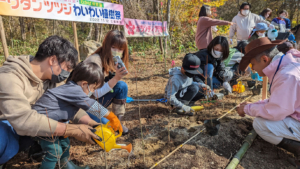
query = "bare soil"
(6, 52, 295, 169)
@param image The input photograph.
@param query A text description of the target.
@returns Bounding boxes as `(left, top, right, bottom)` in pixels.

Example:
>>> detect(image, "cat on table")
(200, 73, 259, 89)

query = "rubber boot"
(175, 100, 194, 116)
(277, 138, 300, 168)
(60, 157, 90, 169)
(112, 102, 129, 135)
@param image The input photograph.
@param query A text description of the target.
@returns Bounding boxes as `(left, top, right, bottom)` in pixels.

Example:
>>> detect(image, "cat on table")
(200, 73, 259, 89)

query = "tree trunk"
(19, 17, 26, 41)
(99, 24, 103, 42)
(152, 0, 157, 44)
(94, 24, 99, 41)
(157, 0, 164, 54)
(86, 23, 93, 41)
(164, 0, 171, 55)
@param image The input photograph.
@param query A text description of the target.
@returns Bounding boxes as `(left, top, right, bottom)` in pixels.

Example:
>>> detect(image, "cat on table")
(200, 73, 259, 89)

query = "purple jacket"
(244, 53, 300, 121)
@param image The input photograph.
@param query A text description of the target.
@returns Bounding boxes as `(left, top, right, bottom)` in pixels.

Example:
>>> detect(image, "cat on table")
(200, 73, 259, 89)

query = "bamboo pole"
(226, 130, 257, 169)
(0, 16, 9, 60)
(72, 21, 80, 62)
(150, 95, 252, 169)
(262, 77, 268, 100)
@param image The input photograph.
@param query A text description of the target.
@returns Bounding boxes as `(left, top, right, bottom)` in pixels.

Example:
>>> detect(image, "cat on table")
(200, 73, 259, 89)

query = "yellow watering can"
(233, 81, 245, 93)
(93, 122, 132, 153)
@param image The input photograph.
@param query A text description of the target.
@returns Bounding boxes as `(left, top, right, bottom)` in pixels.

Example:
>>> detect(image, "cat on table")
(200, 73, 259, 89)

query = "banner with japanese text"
(124, 18, 169, 37)
(0, 0, 124, 25)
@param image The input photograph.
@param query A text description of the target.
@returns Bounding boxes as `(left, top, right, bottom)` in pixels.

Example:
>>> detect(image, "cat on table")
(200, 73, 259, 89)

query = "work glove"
(229, 39, 233, 45)
(223, 82, 232, 93)
(105, 112, 123, 133)
(199, 83, 211, 91)
(88, 120, 101, 128)
(64, 124, 100, 144)
(182, 105, 194, 113)
(269, 24, 275, 30)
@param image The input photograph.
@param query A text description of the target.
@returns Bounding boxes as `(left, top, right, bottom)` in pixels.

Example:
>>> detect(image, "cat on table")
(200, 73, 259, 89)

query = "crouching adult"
(0, 36, 101, 166)
(236, 37, 300, 167)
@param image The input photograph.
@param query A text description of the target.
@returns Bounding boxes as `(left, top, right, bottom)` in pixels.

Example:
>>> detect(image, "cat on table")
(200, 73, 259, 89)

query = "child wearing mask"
(194, 36, 234, 93)
(165, 54, 209, 116)
(248, 23, 269, 42)
(32, 62, 122, 169)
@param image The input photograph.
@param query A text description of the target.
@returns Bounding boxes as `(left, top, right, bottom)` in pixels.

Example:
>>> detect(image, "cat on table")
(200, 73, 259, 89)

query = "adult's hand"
(64, 124, 100, 144)
(229, 39, 233, 45)
(228, 22, 235, 26)
(236, 104, 246, 117)
(114, 63, 128, 81)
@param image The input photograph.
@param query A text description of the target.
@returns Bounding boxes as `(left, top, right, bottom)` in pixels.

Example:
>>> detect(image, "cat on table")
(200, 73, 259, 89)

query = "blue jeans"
(0, 120, 19, 164)
(203, 64, 222, 90)
(87, 81, 128, 123)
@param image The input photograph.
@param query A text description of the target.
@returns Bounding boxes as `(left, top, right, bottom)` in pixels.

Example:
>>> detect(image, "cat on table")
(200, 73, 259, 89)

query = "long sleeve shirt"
(244, 53, 300, 122)
(195, 17, 230, 50)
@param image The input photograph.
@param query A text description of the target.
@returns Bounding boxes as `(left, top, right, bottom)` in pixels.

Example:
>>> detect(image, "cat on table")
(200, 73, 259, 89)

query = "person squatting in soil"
(236, 37, 300, 168)
(0, 36, 103, 166)
(193, 36, 234, 93)
(84, 30, 130, 134)
(165, 53, 211, 116)
(31, 62, 122, 169)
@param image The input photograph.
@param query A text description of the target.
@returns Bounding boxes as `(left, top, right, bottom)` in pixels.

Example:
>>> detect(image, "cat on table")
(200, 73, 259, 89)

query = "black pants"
(175, 84, 204, 103)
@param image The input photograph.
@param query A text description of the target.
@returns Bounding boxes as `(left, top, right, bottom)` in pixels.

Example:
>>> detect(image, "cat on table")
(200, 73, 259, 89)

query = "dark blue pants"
(0, 120, 19, 164)
(87, 81, 128, 123)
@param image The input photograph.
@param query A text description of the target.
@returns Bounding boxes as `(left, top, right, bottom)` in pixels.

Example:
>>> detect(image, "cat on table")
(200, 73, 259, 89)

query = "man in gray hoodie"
(165, 53, 209, 116)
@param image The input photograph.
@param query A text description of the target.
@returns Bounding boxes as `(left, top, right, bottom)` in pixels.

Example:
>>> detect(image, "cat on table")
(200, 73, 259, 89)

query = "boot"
(277, 138, 300, 168)
(118, 115, 129, 135)
(60, 157, 90, 169)
(175, 100, 194, 116)
(112, 101, 129, 135)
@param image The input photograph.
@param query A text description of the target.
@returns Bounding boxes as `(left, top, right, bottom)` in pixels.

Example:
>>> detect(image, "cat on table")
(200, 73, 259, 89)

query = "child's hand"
(114, 63, 128, 81)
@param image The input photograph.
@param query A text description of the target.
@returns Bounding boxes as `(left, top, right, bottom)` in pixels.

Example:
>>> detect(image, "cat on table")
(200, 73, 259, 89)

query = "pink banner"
(124, 18, 169, 37)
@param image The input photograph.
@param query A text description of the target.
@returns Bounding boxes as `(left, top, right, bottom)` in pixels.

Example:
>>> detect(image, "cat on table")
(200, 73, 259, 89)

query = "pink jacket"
(244, 52, 300, 121)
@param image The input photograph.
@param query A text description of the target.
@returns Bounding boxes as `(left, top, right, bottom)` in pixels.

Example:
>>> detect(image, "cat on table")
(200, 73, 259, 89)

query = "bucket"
(252, 86, 262, 95)
(247, 81, 256, 88)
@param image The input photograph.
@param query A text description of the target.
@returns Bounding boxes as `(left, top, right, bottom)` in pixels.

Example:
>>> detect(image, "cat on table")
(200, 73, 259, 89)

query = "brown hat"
(239, 37, 285, 71)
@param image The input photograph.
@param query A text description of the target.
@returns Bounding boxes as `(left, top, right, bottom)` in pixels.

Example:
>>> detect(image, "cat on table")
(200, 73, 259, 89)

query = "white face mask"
(211, 49, 222, 59)
(257, 32, 265, 37)
(241, 10, 249, 15)
(280, 15, 286, 19)
(265, 14, 269, 18)
(87, 84, 93, 97)
(111, 48, 124, 56)
(207, 10, 212, 16)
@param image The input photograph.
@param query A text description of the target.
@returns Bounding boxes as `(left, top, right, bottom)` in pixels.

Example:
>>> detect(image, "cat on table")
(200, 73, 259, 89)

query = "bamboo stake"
(226, 130, 257, 169)
(150, 95, 252, 169)
(0, 16, 9, 60)
(161, 1, 166, 72)
(262, 77, 268, 100)
(72, 21, 80, 62)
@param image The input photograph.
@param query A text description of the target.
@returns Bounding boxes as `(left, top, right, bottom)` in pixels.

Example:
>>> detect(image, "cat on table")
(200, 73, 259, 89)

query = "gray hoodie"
(164, 67, 198, 108)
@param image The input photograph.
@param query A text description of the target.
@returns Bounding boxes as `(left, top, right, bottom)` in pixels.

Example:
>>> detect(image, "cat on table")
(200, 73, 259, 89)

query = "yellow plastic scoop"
(191, 106, 204, 111)
(93, 122, 132, 153)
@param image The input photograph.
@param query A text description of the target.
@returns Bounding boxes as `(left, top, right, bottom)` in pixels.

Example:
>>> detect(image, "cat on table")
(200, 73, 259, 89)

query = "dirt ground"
(6, 52, 295, 169)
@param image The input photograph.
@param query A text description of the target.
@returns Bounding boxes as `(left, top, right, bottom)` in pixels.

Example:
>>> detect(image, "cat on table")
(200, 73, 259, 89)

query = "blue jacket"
(284, 18, 291, 30)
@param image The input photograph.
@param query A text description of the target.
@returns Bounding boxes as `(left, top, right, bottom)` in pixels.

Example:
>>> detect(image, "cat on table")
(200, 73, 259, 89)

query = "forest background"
(0, 0, 299, 64)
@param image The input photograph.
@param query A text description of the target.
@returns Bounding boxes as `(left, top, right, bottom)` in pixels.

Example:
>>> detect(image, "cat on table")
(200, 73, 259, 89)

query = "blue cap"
(254, 23, 269, 31)
(250, 23, 269, 37)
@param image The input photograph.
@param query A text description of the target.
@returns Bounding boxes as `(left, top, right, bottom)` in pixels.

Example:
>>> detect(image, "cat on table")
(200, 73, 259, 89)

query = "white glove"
(223, 82, 232, 93)
(182, 105, 194, 113)
(269, 24, 275, 30)
(205, 90, 215, 99)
